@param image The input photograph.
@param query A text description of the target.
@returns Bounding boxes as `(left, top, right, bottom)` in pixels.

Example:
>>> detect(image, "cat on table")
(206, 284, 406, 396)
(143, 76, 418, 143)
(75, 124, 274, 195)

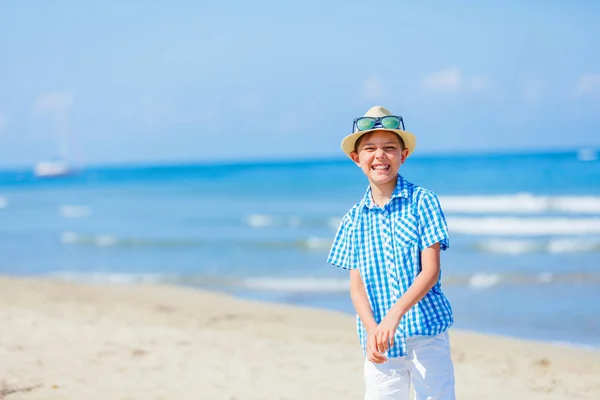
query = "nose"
(375, 147, 386, 158)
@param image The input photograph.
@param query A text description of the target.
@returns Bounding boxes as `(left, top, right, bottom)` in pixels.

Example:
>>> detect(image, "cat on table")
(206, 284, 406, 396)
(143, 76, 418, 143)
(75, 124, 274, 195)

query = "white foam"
(242, 277, 350, 293)
(60, 232, 119, 247)
(245, 214, 335, 229)
(50, 271, 163, 284)
(305, 236, 332, 250)
(475, 238, 600, 254)
(245, 214, 304, 228)
(60, 231, 79, 244)
(95, 234, 118, 247)
(546, 239, 600, 253)
(0, 196, 7, 209)
(468, 273, 501, 290)
(245, 214, 277, 228)
(439, 194, 600, 214)
(59, 205, 91, 218)
(449, 217, 600, 236)
(242, 272, 596, 293)
(536, 272, 554, 283)
(476, 239, 542, 254)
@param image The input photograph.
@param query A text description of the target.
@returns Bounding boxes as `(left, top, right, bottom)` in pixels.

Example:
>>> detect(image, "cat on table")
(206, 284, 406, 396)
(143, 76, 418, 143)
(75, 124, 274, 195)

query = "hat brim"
(340, 128, 417, 159)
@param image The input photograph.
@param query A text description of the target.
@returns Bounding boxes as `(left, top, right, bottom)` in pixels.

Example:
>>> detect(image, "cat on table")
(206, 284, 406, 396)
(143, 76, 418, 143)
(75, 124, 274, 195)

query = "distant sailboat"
(34, 125, 74, 178)
(34, 160, 71, 177)
(32, 92, 83, 178)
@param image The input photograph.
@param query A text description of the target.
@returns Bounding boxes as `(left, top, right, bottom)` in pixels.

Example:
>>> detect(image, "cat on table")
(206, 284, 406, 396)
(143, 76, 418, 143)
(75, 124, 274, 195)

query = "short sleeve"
(327, 215, 358, 270)
(417, 191, 450, 251)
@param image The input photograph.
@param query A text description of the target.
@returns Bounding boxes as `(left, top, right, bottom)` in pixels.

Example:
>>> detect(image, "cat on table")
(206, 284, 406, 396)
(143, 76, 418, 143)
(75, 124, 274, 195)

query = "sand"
(1, 276, 599, 399)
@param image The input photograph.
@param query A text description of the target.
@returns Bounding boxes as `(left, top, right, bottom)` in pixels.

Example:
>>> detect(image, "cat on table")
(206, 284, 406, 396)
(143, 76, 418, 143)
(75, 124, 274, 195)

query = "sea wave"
(242, 197, 600, 230)
(59, 231, 333, 251)
(246, 214, 600, 236)
(49, 271, 166, 284)
(439, 194, 600, 214)
(241, 277, 351, 292)
(60, 230, 600, 253)
(448, 217, 600, 236)
(46, 271, 600, 292)
(243, 199, 600, 234)
(59, 232, 205, 248)
(474, 238, 600, 254)
(59, 205, 92, 218)
(244, 214, 340, 229)
(239, 272, 600, 293)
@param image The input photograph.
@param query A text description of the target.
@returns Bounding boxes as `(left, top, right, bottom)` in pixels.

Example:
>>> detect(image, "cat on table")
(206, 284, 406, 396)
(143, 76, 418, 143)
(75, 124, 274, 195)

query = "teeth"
(373, 165, 389, 170)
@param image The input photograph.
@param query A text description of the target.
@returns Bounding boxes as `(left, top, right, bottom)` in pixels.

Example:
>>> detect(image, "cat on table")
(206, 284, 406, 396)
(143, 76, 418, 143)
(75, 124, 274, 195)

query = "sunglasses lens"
(356, 118, 376, 131)
(381, 116, 401, 129)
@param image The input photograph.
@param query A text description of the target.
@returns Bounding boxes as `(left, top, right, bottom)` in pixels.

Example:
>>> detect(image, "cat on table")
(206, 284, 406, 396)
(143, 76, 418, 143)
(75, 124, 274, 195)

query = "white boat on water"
(34, 160, 72, 178)
(34, 126, 77, 177)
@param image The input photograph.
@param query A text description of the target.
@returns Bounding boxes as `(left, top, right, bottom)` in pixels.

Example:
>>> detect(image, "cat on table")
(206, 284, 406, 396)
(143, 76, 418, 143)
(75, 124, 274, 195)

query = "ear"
(400, 148, 409, 164)
(350, 151, 361, 167)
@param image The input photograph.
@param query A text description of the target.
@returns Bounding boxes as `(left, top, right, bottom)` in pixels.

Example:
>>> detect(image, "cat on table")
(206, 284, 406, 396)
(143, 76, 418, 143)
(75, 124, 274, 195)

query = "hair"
(354, 131, 406, 153)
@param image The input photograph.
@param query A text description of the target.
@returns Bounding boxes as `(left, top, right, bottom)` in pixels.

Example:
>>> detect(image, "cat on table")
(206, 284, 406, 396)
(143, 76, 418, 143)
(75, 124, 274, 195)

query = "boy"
(327, 106, 456, 399)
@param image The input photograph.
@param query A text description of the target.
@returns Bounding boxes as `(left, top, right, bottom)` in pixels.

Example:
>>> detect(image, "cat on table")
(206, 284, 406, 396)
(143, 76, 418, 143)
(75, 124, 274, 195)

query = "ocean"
(1, 150, 599, 347)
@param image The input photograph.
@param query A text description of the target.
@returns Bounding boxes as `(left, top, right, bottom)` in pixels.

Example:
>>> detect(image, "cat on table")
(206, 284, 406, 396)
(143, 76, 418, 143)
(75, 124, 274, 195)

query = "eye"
(364, 147, 376, 151)
(385, 146, 396, 151)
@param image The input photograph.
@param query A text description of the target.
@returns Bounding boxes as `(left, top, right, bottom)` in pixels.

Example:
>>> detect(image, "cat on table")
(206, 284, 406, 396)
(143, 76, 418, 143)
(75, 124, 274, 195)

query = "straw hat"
(340, 106, 416, 159)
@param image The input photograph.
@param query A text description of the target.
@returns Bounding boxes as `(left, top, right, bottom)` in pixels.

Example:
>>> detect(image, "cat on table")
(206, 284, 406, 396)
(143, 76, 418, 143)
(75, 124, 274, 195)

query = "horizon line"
(0, 146, 596, 173)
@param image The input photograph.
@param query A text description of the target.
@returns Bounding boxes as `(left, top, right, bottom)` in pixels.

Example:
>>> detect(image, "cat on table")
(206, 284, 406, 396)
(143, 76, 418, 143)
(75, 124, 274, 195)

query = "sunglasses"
(352, 116, 405, 133)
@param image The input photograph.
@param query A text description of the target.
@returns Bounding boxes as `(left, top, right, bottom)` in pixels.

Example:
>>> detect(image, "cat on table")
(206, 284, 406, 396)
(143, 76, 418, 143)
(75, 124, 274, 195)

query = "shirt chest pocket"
(393, 213, 419, 249)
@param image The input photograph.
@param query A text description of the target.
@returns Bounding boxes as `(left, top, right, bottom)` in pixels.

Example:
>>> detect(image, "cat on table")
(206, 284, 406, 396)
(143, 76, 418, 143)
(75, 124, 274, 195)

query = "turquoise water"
(1, 150, 599, 346)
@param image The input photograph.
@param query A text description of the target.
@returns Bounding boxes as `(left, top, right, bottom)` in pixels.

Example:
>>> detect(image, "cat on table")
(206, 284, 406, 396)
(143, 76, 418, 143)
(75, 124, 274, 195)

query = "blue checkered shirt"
(327, 175, 453, 358)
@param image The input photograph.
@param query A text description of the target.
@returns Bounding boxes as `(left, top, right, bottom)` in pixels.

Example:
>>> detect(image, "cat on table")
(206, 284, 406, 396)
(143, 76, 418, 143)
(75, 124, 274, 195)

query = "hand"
(366, 330, 387, 364)
(375, 312, 401, 353)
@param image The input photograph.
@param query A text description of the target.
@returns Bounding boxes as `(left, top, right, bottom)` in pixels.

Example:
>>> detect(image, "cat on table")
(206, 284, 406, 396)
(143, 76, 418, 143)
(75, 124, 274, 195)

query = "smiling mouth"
(372, 165, 390, 171)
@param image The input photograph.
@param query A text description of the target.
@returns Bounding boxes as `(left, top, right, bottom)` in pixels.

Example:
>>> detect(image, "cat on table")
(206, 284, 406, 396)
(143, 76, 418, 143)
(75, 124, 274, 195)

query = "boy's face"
(350, 130, 409, 186)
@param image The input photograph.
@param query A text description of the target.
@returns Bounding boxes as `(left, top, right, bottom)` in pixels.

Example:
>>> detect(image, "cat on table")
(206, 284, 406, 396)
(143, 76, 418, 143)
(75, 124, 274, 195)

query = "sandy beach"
(1, 276, 599, 399)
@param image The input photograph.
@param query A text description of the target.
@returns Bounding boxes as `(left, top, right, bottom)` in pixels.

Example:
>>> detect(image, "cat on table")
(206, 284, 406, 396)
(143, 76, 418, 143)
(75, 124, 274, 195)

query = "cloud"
(522, 79, 545, 105)
(420, 68, 490, 93)
(363, 76, 386, 99)
(0, 111, 6, 132)
(34, 92, 74, 116)
(421, 68, 462, 92)
(576, 74, 600, 96)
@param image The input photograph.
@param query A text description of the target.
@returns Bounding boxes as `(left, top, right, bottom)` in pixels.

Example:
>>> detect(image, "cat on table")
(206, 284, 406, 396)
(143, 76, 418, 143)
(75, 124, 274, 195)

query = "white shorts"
(364, 332, 455, 400)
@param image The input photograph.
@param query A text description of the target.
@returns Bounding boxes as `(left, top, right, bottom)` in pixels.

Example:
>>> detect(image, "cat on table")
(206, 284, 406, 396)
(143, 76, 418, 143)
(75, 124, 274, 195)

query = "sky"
(0, 0, 599, 167)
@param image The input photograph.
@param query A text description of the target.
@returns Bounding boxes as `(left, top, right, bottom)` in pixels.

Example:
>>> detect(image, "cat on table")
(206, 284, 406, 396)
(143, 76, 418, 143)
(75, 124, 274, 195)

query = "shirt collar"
(360, 175, 410, 210)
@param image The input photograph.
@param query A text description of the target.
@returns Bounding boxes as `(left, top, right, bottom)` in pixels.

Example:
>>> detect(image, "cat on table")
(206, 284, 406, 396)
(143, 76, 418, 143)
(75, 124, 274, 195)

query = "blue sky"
(0, 0, 599, 167)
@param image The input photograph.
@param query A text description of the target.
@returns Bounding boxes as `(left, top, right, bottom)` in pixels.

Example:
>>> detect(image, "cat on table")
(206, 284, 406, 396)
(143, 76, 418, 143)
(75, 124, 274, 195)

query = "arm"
(375, 243, 442, 351)
(350, 269, 386, 363)
(349, 269, 377, 334)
